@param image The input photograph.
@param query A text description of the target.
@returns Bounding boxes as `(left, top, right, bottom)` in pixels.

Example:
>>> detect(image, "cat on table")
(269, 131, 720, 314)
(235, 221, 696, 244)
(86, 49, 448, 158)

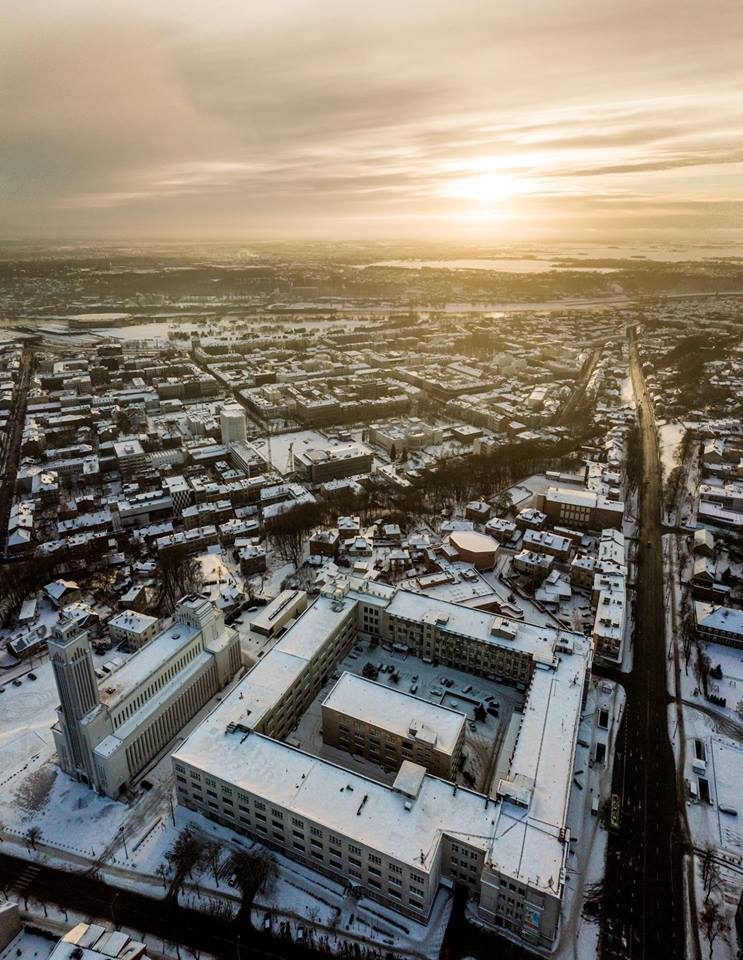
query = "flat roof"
(449, 531, 499, 554)
(209, 595, 356, 730)
(108, 610, 158, 634)
(174, 727, 495, 873)
(250, 589, 306, 633)
(384, 589, 575, 661)
(322, 672, 466, 754)
(95, 620, 198, 708)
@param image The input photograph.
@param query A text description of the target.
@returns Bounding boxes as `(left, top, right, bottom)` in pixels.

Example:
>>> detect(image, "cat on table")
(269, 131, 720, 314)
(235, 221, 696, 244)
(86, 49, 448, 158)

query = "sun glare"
(443, 172, 523, 206)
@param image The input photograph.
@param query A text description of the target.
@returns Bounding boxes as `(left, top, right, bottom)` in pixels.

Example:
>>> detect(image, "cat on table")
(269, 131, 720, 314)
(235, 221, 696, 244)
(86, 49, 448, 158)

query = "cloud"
(1, 0, 742, 239)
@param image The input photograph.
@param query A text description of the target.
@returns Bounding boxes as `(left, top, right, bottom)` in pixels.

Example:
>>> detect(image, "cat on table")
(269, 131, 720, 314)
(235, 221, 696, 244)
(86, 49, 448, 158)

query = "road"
(599, 327, 693, 959)
(0, 348, 33, 558)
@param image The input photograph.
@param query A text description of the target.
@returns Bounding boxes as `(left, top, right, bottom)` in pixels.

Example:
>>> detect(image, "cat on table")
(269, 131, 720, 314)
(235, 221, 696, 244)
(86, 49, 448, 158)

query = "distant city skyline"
(2, 0, 742, 241)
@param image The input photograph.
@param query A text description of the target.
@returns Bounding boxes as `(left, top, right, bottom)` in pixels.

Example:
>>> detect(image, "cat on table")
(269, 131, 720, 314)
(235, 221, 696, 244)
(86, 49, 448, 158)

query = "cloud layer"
(2, 0, 742, 241)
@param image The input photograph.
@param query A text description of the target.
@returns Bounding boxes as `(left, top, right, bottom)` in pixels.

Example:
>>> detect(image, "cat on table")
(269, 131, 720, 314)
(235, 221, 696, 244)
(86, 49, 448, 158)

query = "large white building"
(173, 578, 592, 950)
(220, 404, 248, 445)
(50, 595, 241, 798)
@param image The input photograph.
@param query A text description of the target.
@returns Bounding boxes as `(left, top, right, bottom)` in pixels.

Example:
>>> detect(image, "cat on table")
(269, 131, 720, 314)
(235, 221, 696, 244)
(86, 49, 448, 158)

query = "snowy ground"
(657, 420, 686, 481)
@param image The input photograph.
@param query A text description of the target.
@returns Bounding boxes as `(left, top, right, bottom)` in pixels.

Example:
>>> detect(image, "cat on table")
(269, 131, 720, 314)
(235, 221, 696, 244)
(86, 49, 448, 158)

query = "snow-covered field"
(658, 420, 686, 480)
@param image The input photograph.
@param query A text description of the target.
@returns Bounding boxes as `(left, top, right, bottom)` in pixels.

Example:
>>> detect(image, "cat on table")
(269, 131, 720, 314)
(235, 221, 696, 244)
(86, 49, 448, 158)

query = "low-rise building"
(107, 610, 160, 650)
(250, 589, 308, 639)
(321, 672, 466, 779)
(694, 603, 743, 649)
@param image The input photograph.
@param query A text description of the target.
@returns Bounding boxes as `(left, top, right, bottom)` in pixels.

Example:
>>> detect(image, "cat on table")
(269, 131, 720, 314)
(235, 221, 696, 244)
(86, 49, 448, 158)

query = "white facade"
(50, 595, 241, 798)
(220, 404, 248, 445)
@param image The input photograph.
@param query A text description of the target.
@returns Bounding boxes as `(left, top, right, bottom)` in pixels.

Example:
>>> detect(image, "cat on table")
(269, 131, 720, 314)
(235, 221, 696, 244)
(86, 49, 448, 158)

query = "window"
(271, 808, 283, 820)
(255, 801, 265, 811)
(310, 826, 322, 837)
(329, 835, 341, 847)
(368, 854, 381, 865)
(291, 817, 303, 828)
(349, 844, 361, 855)
(349, 856, 361, 867)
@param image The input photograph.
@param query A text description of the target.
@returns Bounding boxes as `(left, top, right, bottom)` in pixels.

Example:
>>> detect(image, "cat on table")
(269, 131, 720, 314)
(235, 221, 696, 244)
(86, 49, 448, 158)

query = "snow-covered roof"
(107, 610, 157, 635)
(322, 673, 466, 754)
(695, 602, 743, 637)
(384, 589, 571, 660)
(174, 726, 495, 874)
(95, 620, 198, 707)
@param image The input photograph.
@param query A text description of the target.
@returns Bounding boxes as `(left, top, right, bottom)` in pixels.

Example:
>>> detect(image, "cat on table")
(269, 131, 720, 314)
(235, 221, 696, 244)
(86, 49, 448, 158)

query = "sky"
(2, 0, 743, 244)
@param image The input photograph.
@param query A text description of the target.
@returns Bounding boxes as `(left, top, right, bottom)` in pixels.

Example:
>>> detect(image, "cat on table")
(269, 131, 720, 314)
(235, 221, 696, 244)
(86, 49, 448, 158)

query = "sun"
(443, 172, 523, 206)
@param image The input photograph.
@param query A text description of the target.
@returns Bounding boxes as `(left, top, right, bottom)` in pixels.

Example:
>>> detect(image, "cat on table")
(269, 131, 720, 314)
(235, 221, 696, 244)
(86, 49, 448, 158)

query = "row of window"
(174, 774, 427, 895)
(114, 641, 201, 727)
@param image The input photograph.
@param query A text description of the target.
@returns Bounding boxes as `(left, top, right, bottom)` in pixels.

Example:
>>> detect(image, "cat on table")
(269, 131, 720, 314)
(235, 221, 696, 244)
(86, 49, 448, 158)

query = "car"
(27, 673, 37, 681)
(12, 679, 22, 687)
(487, 705, 499, 717)
(409, 683, 418, 694)
(0, 687, 5, 693)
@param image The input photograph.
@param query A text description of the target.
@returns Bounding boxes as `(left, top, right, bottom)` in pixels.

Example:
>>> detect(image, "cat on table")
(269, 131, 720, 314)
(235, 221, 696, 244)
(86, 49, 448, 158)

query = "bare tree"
(226, 848, 278, 925)
(165, 827, 208, 899)
(700, 845, 721, 905)
(24, 826, 42, 851)
(153, 546, 204, 614)
(700, 900, 728, 958)
(265, 503, 317, 568)
(204, 838, 227, 887)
